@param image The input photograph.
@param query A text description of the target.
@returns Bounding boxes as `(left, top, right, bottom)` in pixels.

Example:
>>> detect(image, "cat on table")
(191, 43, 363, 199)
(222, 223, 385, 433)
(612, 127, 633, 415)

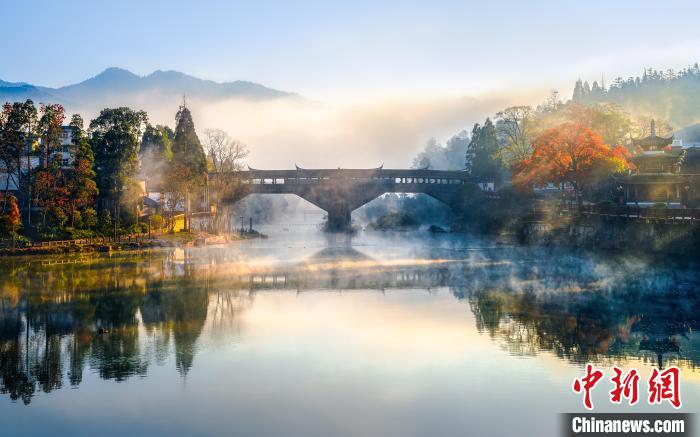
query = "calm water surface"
(0, 230, 699, 436)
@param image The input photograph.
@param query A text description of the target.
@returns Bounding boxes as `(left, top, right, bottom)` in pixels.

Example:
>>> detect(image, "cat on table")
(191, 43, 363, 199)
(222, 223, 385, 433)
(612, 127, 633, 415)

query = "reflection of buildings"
(0, 126, 76, 194)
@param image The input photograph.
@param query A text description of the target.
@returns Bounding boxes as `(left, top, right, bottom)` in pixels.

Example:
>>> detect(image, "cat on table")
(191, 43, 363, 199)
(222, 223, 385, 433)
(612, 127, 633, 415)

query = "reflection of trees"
(209, 289, 252, 339)
(141, 279, 209, 376)
(0, 252, 231, 404)
(459, 268, 700, 368)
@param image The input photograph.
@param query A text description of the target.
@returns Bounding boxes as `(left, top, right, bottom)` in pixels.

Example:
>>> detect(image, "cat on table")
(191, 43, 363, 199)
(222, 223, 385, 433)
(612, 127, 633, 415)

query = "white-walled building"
(0, 126, 75, 194)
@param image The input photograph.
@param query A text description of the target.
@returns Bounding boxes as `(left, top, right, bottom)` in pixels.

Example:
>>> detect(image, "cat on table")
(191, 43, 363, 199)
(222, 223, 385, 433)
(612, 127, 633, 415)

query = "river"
(0, 229, 698, 436)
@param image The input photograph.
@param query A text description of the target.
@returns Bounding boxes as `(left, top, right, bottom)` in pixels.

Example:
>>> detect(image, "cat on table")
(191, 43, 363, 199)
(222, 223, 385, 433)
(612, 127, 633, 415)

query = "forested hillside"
(572, 63, 700, 140)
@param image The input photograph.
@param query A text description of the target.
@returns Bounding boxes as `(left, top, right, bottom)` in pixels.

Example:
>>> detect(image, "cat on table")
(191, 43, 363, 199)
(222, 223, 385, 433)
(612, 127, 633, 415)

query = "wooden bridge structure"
(210, 166, 473, 230)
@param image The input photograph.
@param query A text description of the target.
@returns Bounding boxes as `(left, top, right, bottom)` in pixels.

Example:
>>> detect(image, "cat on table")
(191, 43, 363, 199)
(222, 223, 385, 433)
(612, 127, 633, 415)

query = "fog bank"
(69, 88, 548, 169)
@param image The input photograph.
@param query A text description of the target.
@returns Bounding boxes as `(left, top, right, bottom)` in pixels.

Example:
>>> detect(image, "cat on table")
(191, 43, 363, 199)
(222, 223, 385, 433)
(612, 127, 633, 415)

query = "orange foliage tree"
(512, 123, 631, 204)
(1, 194, 21, 246)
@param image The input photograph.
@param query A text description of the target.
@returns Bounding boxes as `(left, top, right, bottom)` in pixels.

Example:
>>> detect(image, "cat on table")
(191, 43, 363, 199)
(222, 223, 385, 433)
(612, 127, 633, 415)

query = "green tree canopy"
(67, 114, 98, 228)
(141, 124, 173, 164)
(0, 100, 38, 219)
(466, 118, 503, 183)
(89, 107, 147, 212)
(171, 106, 207, 191)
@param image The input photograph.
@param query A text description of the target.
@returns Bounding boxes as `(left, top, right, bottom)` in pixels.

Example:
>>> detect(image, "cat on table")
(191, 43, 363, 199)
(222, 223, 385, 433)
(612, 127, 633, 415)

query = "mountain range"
(0, 67, 295, 107)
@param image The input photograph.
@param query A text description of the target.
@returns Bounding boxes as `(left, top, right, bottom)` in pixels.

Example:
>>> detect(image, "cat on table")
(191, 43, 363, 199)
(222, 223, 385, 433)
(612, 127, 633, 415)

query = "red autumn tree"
(1, 194, 21, 241)
(512, 122, 631, 205)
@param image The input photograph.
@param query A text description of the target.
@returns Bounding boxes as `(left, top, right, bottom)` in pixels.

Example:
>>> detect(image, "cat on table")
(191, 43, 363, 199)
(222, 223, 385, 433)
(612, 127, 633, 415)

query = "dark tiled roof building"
(616, 120, 690, 206)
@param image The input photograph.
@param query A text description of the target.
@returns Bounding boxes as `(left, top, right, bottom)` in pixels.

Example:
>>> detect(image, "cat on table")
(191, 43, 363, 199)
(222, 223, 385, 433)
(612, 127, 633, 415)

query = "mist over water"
(0, 231, 698, 436)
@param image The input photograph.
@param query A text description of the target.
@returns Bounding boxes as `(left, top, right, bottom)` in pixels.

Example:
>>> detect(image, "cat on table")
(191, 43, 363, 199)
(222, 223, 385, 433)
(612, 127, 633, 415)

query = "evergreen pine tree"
(583, 81, 591, 95)
(68, 114, 98, 228)
(465, 123, 481, 174)
(572, 79, 584, 101)
(170, 105, 207, 230)
(467, 119, 502, 185)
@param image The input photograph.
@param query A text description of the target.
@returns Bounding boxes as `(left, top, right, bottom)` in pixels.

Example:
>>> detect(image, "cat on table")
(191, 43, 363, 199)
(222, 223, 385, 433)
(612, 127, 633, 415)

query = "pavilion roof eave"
(630, 135, 674, 148)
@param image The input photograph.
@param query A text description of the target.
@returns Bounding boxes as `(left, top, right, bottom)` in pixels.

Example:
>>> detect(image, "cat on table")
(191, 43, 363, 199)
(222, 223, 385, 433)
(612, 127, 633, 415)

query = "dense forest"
(572, 63, 700, 140)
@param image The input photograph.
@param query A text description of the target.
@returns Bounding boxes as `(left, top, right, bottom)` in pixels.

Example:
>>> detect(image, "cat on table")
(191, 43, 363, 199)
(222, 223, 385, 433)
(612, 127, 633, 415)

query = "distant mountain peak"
(0, 67, 296, 107)
(85, 67, 140, 83)
(102, 66, 135, 74)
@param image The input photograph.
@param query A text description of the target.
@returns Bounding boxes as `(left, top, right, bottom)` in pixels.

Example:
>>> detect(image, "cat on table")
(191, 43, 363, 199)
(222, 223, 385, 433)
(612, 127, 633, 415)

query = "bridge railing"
(570, 204, 700, 222)
(238, 176, 470, 186)
(212, 169, 473, 186)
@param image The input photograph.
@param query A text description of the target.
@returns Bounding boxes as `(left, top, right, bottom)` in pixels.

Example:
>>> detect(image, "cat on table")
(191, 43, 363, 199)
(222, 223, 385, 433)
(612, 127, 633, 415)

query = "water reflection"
(0, 242, 698, 406)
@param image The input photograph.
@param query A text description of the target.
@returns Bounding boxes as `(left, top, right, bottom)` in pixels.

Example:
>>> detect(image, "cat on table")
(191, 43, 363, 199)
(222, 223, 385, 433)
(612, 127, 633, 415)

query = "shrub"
(150, 214, 164, 229)
(82, 208, 98, 229)
(51, 206, 68, 227)
(98, 209, 112, 235)
(65, 228, 98, 239)
(131, 222, 149, 234)
(72, 210, 82, 228)
(13, 234, 31, 248)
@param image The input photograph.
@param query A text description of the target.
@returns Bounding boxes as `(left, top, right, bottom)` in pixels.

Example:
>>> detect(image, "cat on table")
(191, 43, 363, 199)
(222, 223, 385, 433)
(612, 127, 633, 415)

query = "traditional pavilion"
(616, 120, 689, 206)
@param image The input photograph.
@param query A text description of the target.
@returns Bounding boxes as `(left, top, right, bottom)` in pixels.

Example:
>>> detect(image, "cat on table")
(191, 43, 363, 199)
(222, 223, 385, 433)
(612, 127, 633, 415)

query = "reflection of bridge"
(211, 167, 472, 229)
(241, 266, 452, 291)
(197, 246, 512, 292)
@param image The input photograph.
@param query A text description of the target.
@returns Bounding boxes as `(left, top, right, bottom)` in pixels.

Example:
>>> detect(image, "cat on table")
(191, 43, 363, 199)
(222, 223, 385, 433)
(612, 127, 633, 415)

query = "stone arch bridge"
(210, 166, 473, 230)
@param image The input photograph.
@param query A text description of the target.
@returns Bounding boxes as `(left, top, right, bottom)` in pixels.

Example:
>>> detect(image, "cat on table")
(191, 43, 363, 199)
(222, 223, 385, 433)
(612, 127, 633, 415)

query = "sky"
(3, 0, 700, 167)
(3, 0, 700, 101)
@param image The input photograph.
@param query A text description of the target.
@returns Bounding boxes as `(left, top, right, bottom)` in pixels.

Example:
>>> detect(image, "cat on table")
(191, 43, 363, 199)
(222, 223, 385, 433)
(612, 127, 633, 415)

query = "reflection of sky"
(1, 232, 700, 436)
(3, 288, 699, 436)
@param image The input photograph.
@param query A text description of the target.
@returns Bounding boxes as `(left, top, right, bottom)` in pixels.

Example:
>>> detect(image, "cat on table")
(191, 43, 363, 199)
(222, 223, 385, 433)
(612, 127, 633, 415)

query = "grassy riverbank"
(0, 230, 266, 257)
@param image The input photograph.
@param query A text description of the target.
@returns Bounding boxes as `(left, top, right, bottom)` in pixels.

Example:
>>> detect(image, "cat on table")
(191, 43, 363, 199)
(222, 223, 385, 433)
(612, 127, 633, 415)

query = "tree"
(33, 104, 68, 228)
(0, 194, 21, 243)
(202, 128, 249, 232)
(140, 124, 173, 177)
(169, 106, 207, 231)
(443, 131, 470, 169)
(583, 81, 591, 96)
(202, 129, 248, 173)
(38, 104, 64, 168)
(465, 125, 479, 174)
(90, 107, 148, 230)
(572, 79, 585, 101)
(633, 116, 673, 138)
(565, 103, 634, 147)
(495, 106, 535, 166)
(466, 118, 503, 184)
(0, 100, 38, 223)
(512, 123, 631, 206)
(66, 115, 98, 228)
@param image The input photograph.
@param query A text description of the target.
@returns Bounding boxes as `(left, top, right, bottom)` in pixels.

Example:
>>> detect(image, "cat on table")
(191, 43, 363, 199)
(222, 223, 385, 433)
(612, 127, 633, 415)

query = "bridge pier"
(325, 206, 352, 231)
